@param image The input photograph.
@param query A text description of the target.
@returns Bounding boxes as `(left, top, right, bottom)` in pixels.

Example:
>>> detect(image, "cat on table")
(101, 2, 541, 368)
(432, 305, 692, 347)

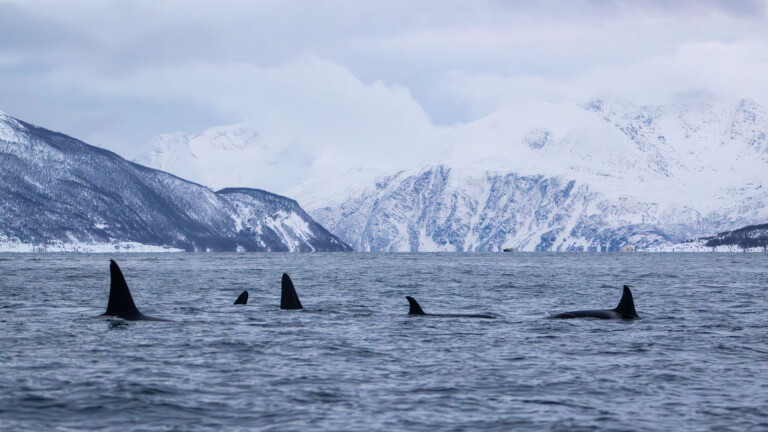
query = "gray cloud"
(1, 0, 767, 173)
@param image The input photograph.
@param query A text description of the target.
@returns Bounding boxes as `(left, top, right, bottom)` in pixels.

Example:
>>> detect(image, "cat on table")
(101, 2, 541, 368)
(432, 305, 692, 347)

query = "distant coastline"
(2, 243, 765, 253)
(0, 241, 183, 253)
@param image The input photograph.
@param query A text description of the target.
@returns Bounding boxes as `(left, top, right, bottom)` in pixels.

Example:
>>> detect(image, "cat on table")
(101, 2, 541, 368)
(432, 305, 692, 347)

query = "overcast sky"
(1, 0, 767, 162)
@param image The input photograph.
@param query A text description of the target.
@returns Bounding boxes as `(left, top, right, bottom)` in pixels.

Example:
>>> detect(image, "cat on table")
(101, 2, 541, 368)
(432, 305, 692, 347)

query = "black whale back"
(405, 296, 494, 318)
(549, 285, 639, 319)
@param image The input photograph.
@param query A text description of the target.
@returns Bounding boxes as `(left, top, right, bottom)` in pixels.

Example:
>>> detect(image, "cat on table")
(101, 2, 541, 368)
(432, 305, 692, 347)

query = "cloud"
(1, 0, 767, 190)
(49, 56, 441, 175)
(441, 38, 768, 117)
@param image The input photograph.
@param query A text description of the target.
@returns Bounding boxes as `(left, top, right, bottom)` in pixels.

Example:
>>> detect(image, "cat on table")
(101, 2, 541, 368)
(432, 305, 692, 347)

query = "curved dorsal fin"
(105, 260, 142, 319)
(614, 285, 638, 318)
(234, 290, 248, 305)
(280, 273, 303, 310)
(406, 296, 426, 315)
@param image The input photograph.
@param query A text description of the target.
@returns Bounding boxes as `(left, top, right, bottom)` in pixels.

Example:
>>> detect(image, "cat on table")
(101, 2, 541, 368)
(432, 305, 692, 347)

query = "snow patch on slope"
(0, 111, 26, 144)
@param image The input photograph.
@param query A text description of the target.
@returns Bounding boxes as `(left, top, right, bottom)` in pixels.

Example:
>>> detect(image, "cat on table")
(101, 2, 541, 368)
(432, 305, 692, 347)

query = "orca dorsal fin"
(280, 273, 303, 310)
(234, 290, 248, 305)
(614, 285, 638, 318)
(406, 296, 426, 315)
(105, 260, 142, 319)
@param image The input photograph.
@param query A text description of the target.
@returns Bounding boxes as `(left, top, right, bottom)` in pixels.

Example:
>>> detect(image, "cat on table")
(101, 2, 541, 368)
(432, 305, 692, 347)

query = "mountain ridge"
(121, 97, 768, 251)
(0, 111, 352, 252)
(703, 223, 768, 251)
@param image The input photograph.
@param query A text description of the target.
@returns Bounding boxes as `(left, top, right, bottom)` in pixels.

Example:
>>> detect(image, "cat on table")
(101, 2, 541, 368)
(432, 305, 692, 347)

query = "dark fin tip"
(105, 260, 141, 319)
(234, 290, 248, 305)
(280, 273, 303, 310)
(615, 285, 638, 319)
(406, 296, 426, 315)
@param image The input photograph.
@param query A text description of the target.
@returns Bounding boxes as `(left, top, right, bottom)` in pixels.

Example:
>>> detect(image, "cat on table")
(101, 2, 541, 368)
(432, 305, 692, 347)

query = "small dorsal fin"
(406, 296, 426, 315)
(280, 273, 303, 310)
(105, 260, 142, 319)
(614, 285, 638, 318)
(234, 290, 248, 305)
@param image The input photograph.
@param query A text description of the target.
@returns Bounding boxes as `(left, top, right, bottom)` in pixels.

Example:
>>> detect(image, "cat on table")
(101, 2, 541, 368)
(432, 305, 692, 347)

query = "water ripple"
(0, 252, 767, 431)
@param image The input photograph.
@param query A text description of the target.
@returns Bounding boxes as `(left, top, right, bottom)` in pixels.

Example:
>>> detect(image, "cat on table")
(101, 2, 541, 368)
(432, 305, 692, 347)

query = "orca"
(280, 273, 303, 309)
(98, 260, 169, 321)
(549, 285, 638, 320)
(234, 290, 248, 305)
(405, 296, 495, 319)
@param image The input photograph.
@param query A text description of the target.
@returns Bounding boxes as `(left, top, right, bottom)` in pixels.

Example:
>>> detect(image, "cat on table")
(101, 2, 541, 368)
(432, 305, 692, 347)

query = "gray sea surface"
(1, 252, 767, 431)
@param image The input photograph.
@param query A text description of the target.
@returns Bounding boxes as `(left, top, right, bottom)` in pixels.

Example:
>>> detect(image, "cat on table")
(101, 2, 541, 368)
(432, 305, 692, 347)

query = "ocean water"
(1, 252, 767, 431)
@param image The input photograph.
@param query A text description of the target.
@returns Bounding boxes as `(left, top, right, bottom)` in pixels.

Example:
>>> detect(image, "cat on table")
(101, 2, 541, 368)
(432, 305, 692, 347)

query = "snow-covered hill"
(309, 165, 698, 251)
(134, 97, 768, 251)
(305, 97, 768, 251)
(132, 125, 311, 193)
(0, 111, 351, 252)
(650, 222, 768, 252)
(701, 222, 768, 251)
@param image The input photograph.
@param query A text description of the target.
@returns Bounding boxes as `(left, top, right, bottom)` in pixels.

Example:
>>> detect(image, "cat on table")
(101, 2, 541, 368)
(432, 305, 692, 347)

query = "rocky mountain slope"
(0, 111, 351, 252)
(702, 223, 768, 251)
(308, 166, 701, 251)
(305, 98, 768, 251)
(133, 97, 768, 251)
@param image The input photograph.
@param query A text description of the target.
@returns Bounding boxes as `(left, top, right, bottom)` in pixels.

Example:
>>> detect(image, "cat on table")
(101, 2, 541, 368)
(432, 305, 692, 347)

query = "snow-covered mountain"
(304, 97, 768, 251)
(134, 97, 768, 251)
(132, 125, 312, 193)
(0, 111, 351, 252)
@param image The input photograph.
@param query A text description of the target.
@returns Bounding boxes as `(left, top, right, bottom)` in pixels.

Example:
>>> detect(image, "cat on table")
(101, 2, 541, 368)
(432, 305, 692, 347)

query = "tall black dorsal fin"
(406, 296, 426, 315)
(105, 260, 142, 319)
(234, 290, 248, 305)
(280, 273, 303, 310)
(614, 285, 638, 318)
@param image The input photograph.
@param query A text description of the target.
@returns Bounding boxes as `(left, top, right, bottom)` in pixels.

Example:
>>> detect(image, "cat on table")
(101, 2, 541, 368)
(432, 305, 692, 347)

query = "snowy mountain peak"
(300, 97, 768, 251)
(134, 132, 193, 172)
(133, 123, 297, 192)
(0, 110, 27, 144)
(196, 124, 264, 151)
